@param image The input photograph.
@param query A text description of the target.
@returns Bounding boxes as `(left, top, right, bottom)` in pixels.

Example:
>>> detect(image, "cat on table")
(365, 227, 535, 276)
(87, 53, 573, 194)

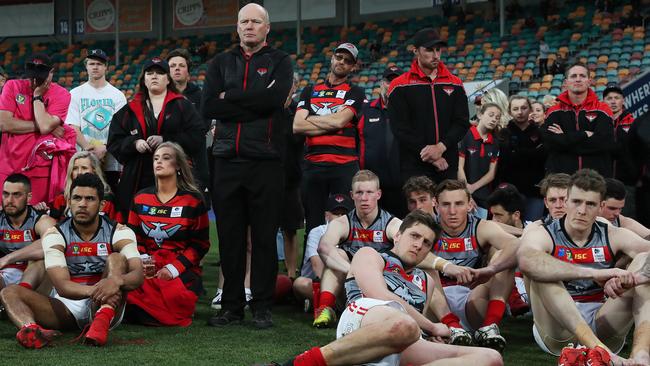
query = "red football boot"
(585, 346, 612, 366)
(16, 323, 62, 349)
(557, 343, 587, 366)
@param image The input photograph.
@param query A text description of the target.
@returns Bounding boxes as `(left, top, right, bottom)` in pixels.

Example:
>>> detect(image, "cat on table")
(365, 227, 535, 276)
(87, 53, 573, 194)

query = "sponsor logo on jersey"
(373, 230, 383, 243)
(592, 247, 606, 262)
(336, 90, 347, 99)
(97, 242, 108, 256)
(171, 206, 183, 218)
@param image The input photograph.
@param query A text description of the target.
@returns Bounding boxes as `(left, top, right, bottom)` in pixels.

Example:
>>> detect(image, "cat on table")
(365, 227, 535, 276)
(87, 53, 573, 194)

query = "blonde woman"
(49, 151, 116, 221)
(481, 88, 510, 130)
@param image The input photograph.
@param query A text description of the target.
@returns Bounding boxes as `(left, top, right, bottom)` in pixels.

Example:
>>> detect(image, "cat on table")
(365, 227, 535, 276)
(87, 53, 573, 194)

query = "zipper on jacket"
(431, 84, 440, 144)
(575, 108, 582, 170)
(267, 118, 272, 144)
(236, 59, 251, 156)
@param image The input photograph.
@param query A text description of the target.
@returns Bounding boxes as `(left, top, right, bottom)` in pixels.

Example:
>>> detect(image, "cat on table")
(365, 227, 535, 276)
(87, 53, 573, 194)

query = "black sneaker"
(207, 310, 244, 327)
(252, 309, 273, 329)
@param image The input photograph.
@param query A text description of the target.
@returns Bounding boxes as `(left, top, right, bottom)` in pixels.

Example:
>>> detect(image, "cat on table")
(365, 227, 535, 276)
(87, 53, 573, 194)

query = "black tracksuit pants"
(212, 158, 284, 313)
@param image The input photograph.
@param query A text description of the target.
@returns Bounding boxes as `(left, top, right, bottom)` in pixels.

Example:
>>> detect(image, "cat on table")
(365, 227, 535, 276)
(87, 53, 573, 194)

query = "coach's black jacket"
(201, 45, 293, 160)
(387, 58, 469, 180)
(542, 89, 615, 177)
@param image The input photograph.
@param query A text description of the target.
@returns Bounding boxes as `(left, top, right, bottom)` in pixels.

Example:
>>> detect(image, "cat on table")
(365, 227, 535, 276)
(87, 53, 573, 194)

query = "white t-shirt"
(300, 224, 328, 279)
(66, 82, 127, 171)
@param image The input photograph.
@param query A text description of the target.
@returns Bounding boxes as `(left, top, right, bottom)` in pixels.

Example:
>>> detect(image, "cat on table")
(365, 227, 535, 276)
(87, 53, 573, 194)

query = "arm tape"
(113, 228, 140, 260)
(42, 231, 67, 269)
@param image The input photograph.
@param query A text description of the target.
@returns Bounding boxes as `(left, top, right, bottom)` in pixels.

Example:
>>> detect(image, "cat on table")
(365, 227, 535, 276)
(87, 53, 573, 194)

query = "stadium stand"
(0, 1, 646, 102)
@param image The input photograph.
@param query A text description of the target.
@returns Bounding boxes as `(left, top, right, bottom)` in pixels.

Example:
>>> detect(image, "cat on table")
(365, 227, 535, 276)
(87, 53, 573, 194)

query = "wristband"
(33, 95, 44, 103)
(433, 257, 449, 271)
(442, 262, 450, 274)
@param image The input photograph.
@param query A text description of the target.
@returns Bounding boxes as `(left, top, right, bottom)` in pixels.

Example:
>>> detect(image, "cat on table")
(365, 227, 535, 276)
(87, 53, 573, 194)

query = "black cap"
(25, 53, 53, 81)
(326, 193, 353, 213)
(86, 49, 109, 63)
(142, 57, 170, 74)
(603, 82, 624, 98)
(383, 65, 403, 80)
(413, 28, 447, 48)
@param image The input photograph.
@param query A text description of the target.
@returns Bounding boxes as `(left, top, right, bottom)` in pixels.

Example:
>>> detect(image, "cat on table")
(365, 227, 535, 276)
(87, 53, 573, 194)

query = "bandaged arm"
(42, 229, 94, 299)
(111, 225, 144, 290)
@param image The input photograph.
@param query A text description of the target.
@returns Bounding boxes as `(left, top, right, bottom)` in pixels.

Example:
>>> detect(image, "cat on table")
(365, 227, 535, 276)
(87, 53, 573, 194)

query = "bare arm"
(32, 99, 62, 135)
(109, 226, 144, 291)
(478, 220, 519, 273)
(457, 156, 467, 182)
(469, 161, 497, 192)
(317, 216, 351, 273)
(494, 221, 523, 237)
(619, 215, 650, 239)
(293, 109, 329, 136)
(351, 247, 440, 335)
(608, 225, 650, 261)
(0, 111, 37, 134)
(384, 217, 402, 242)
(0, 241, 43, 268)
(71, 125, 91, 150)
(305, 108, 356, 131)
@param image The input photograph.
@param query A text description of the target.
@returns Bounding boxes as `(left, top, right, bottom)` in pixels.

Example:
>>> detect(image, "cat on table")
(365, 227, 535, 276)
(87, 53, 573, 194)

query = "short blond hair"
(351, 169, 380, 190)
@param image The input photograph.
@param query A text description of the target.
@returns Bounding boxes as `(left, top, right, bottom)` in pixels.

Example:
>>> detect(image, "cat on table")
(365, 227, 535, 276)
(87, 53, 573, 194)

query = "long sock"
(319, 291, 336, 309)
(18, 282, 32, 290)
(95, 306, 116, 322)
(483, 300, 506, 326)
(293, 347, 327, 366)
(441, 312, 463, 329)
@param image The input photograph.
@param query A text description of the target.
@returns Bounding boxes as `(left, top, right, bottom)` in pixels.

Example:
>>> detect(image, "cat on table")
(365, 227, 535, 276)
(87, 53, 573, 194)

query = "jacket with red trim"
(107, 91, 204, 219)
(201, 45, 293, 160)
(613, 111, 639, 184)
(542, 89, 615, 177)
(387, 59, 469, 178)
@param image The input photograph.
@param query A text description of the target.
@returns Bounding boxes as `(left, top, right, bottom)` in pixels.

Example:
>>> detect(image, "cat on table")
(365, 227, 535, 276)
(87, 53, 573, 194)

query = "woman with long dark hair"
(107, 58, 204, 221)
(125, 142, 209, 326)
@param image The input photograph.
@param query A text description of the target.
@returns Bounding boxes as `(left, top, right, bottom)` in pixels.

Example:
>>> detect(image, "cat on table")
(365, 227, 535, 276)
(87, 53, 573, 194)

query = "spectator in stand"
(202, 3, 293, 329)
(634, 111, 650, 227)
(538, 39, 550, 77)
(550, 54, 567, 76)
(293, 42, 364, 237)
(358, 65, 404, 217)
(541, 63, 614, 177)
(481, 88, 510, 130)
(66, 49, 127, 195)
(603, 84, 638, 218)
(458, 103, 501, 218)
(0, 53, 73, 206)
(292, 193, 352, 307)
(497, 96, 546, 221)
(0, 66, 7, 92)
(389, 28, 469, 185)
(529, 101, 547, 127)
(126, 142, 209, 326)
(166, 48, 210, 197)
(280, 73, 304, 279)
(107, 57, 204, 221)
(49, 151, 117, 222)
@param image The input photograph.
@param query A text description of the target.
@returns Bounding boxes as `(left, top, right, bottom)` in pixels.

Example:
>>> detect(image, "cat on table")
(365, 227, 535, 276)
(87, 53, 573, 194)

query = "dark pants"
(379, 185, 407, 218)
(637, 178, 650, 227)
(539, 58, 549, 76)
(301, 162, 358, 234)
(105, 171, 120, 199)
(212, 158, 284, 313)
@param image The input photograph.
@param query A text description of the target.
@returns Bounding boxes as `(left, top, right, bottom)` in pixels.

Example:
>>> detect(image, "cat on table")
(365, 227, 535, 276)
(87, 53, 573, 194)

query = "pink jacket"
(23, 125, 76, 204)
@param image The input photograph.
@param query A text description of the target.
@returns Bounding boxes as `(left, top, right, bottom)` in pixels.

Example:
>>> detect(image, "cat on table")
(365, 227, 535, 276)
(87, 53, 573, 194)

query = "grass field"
(0, 223, 632, 365)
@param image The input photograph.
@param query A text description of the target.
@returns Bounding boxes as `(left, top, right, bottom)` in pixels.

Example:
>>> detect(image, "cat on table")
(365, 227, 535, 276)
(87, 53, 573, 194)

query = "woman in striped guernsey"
(126, 142, 209, 326)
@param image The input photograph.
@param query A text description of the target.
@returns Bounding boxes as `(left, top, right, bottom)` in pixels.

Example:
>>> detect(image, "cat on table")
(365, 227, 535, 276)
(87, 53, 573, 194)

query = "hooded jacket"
(201, 45, 293, 160)
(542, 89, 614, 177)
(107, 91, 204, 219)
(387, 58, 469, 178)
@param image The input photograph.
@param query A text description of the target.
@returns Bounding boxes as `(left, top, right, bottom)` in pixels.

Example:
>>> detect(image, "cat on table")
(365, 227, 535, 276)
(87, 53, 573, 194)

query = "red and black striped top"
(128, 187, 209, 284)
(297, 81, 365, 166)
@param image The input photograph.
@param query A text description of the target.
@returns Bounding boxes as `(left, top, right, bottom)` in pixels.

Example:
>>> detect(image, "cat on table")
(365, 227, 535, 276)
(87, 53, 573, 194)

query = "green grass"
(0, 223, 631, 365)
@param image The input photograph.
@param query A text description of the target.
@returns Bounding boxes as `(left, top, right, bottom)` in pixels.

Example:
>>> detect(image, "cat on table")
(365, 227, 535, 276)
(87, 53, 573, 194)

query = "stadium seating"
(0, 1, 646, 102)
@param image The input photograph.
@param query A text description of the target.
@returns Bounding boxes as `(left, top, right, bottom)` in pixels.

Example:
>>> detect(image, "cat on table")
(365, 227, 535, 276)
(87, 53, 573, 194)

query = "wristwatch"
(33, 95, 44, 103)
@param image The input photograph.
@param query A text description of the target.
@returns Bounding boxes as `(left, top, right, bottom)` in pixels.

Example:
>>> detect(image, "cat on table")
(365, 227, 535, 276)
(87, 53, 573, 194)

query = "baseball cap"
(335, 43, 358, 62)
(382, 65, 403, 80)
(25, 53, 53, 81)
(603, 82, 624, 98)
(413, 28, 447, 48)
(86, 49, 109, 63)
(142, 57, 170, 74)
(326, 193, 353, 213)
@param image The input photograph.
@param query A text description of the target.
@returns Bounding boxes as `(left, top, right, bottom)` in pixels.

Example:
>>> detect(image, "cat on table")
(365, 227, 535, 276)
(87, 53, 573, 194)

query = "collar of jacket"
(128, 90, 184, 138)
(470, 125, 494, 143)
(408, 57, 455, 83)
(556, 88, 602, 110)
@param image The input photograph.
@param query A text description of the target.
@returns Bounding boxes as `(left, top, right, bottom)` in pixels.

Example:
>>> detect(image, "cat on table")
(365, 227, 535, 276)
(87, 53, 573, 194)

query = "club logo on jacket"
(257, 67, 268, 76)
(585, 113, 597, 122)
(443, 87, 454, 95)
(141, 222, 182, 247)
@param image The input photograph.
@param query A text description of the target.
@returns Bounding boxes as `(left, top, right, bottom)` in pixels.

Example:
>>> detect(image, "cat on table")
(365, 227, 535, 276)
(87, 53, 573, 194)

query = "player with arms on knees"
(0, 174, 56, 289)
(0, 173, 143, 348)
(519, 169, 650, 365)
(267, 210, 502, 366)
(313, 170, 401, 328)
